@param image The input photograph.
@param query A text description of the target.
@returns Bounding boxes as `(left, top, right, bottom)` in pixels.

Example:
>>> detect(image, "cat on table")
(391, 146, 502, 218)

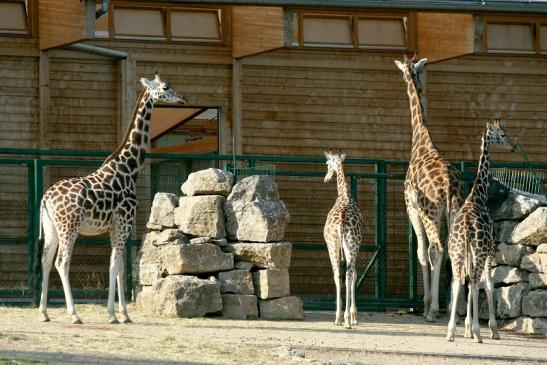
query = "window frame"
(0, 0, 31, 36)
(483, 15, 547, 56)
(106, 1, 227, 45)
(291, 9, 410, 51)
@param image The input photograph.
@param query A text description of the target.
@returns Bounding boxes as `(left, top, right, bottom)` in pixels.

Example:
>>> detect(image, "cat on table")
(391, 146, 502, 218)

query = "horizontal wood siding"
(48, 57, 118, 151)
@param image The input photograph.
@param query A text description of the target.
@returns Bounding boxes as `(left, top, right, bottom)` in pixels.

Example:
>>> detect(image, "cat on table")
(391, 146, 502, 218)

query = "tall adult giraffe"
(395, 56, 464, 322)
(38, 73, 187, 324)
(446, 120, 514, 343)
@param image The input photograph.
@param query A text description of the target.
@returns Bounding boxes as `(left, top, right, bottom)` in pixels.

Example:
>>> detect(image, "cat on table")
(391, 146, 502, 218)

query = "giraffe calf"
(446, 119, 515, 343)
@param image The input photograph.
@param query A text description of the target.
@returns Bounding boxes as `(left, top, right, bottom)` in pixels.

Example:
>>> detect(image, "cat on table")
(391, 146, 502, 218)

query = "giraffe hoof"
(425, 315, 436, 323)
(72, 318, 83, 325)
(40, 314, 50, 322)
(474, 337, 483, 344)
(334, 321, 343, 326)
(122, 317, 133, 324)
(446, 336, 455, 342)
(491, 333, 500, 340)
(108, 318, 120, 324)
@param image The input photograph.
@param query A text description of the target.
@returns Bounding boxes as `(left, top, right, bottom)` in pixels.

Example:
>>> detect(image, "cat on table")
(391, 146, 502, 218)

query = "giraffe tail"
(32, 199, 46, 296)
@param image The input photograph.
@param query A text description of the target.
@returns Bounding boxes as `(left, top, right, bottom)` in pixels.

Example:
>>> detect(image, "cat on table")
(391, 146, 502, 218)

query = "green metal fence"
(0, 148, 545, 311)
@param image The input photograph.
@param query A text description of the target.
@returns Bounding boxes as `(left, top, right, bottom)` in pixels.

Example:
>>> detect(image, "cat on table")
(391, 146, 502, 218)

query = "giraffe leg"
(470, 283, 482, 343)
(464, 283, 473, 338)
(116, 250, 132, 323)
(344, 268, 352, 329)
(55, 234, 82, 324)
(350, 265, 358, 326)
(407, 205, 431, 319)
(484, 264, 499, 340)
(446, 278, 461, 342)
(428, 242, 444, 321)
(108, 218, 132, 324)
(39, 206, 58, 322)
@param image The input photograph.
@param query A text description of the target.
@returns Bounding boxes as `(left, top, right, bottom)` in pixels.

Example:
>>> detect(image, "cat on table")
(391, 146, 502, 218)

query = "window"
(0, 0, 28, 35)
(101, 4, 224, 43)
(487, 23, 534, 53)
(358, 18, 406, 49)
(114, 8, 165, 39)
(485, 17, 547, 55)
(291, 11, 407, 50)
(171, 9, 221, 42)
(302, 16, 353, 47)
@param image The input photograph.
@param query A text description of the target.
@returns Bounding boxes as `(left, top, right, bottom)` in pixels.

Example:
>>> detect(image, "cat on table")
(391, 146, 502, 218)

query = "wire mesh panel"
(490, 167, 545, 196)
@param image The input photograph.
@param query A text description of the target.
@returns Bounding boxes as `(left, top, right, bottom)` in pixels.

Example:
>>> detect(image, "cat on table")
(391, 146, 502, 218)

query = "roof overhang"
(156, 0, 547, 14)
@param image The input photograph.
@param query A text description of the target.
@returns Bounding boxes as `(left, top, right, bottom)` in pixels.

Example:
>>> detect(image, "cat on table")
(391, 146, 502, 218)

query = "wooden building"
(0, 0, 546, 303)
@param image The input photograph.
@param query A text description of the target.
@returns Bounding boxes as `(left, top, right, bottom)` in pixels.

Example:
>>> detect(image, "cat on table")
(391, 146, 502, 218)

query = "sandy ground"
(0, 304, 545, 365)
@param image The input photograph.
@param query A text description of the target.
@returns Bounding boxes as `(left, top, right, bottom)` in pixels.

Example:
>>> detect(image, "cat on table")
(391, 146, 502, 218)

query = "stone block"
(135, 233, 163, 285)
(181, 168, 233, 197)
(522, 290, 547, 317)
(502, 316, 547, 335)
(541, 253, 547, 273)
(162, 243, 234, 275)
(136, 275, 222, 318)
(221, 294, 258, 320)
(174, 195, 226, 238)
(146, 193, 178, 229)
(234, 261, 254, 271)
(511, 207, 547, 246)
(252, 268, 290, 299)
(494, 220, 518, 243)
(491, 266, 529, 287)
(154, 229, 189, 246)
(495, 242, 533, 266)
(537, 244, 547, 253)
(491, 191, 545, 222)
(225, 175, 290, 242)
(529, 273, 547, 289)
(218, 270, 254, 295)
(224, 242, 291, 269)
(496, 282, 530, 318)
(521, 253, 543, 273)
(259, 296, 304, 320)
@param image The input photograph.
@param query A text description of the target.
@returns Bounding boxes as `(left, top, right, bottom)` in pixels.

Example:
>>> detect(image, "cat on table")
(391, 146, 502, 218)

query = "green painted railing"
(0, 148, 545, 311)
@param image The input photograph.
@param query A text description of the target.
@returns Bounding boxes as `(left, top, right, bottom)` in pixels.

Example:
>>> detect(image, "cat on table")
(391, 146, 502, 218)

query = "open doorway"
(151, 106, 219, 154)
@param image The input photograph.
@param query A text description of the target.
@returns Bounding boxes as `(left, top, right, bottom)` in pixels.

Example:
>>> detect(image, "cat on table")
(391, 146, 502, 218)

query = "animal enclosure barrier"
(0, 148, 545, 311)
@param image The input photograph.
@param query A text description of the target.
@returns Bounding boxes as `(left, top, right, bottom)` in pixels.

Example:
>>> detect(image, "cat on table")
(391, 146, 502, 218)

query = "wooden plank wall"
(38, 0, 93, 50)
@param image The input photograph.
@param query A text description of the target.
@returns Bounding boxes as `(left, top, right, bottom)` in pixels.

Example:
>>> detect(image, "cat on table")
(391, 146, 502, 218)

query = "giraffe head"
(394, 55, 427, 95)
(485, 119, 515, 152)
(139, 72, 187, 104)
(324, 150, 346, 183)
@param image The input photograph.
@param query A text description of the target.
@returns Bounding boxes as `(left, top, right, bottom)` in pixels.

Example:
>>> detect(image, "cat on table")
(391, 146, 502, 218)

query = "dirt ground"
(0, 304, 546, 365)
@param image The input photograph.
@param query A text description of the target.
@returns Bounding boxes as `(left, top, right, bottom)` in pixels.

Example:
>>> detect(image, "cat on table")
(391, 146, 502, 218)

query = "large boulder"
(491, 190, 545, 222)
(146, 193, 178, 230)
(225, 175, 290, 242)
(522, 290, 547, 317)
(502, 316, 547, 335)
(221, 294, 258, 320)
(490, 266, 529, 287)
(181, 168, 233, 197)
(174, 195, 226, 238)
(136, 275, 222, 318)
(493, 221, 519, 243)
(224, 242, 292, 269)
(511, 207, 547, 246)
(495, 242, 533, 266)
(259, 296, 304, 320)
(218, 270, 254, 295)
(135, 232, 163, 285)
(252, 268, 290, 299)
(496, 282, 530, 318)
(162, 243, 234, 275)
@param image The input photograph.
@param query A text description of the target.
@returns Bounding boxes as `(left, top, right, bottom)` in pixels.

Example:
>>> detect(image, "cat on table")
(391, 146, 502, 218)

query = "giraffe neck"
(335, 164, 350, 203)
(470, 132, 491, 206)
(403, 71, 436, 161)
(100, 89, 153, 178)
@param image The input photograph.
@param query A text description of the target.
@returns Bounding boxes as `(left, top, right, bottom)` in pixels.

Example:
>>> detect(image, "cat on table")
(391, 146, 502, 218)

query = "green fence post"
(408, 219, 417, 303)
(125, 239, 133, 303)
(350, 176, 358, 201)
(27, 161, 36, 297)
(32, 159, 44, 306)
(375, 162, 387, 301)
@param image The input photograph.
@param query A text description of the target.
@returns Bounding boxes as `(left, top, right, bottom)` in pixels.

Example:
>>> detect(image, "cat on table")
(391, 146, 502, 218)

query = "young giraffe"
(323, 151, 363, 328)
(395, 56, 464, 322)
(38, 73, 186, 324)
(446, 119, 515, 343)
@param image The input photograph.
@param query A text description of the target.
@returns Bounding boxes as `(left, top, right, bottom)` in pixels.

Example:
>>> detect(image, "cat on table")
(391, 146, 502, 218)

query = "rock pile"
(483, 187, 547, 335)
(134, 168, 303, 320)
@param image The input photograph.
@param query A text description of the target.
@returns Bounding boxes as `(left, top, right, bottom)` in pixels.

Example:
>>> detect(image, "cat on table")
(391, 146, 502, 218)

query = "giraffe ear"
(493, 119, 501, 129)
(154, 72, 161, 82)
(414, 58, 428, 71)
(324, 150, 330, 159)
(340, 153, 346, 162)
(394, 60, 405, 72)
(140, 77, 151, 88)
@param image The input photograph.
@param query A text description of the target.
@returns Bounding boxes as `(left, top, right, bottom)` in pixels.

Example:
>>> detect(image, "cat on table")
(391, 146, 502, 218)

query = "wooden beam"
(39, 50, 49, 149)
(232, 6, 284, 58)
(150, 108, 203, 141)
(417, 12, 475, 63)
(39, 0, 95, 50)
(232, 59, 242, 155)
(117, 56, 135, 144)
